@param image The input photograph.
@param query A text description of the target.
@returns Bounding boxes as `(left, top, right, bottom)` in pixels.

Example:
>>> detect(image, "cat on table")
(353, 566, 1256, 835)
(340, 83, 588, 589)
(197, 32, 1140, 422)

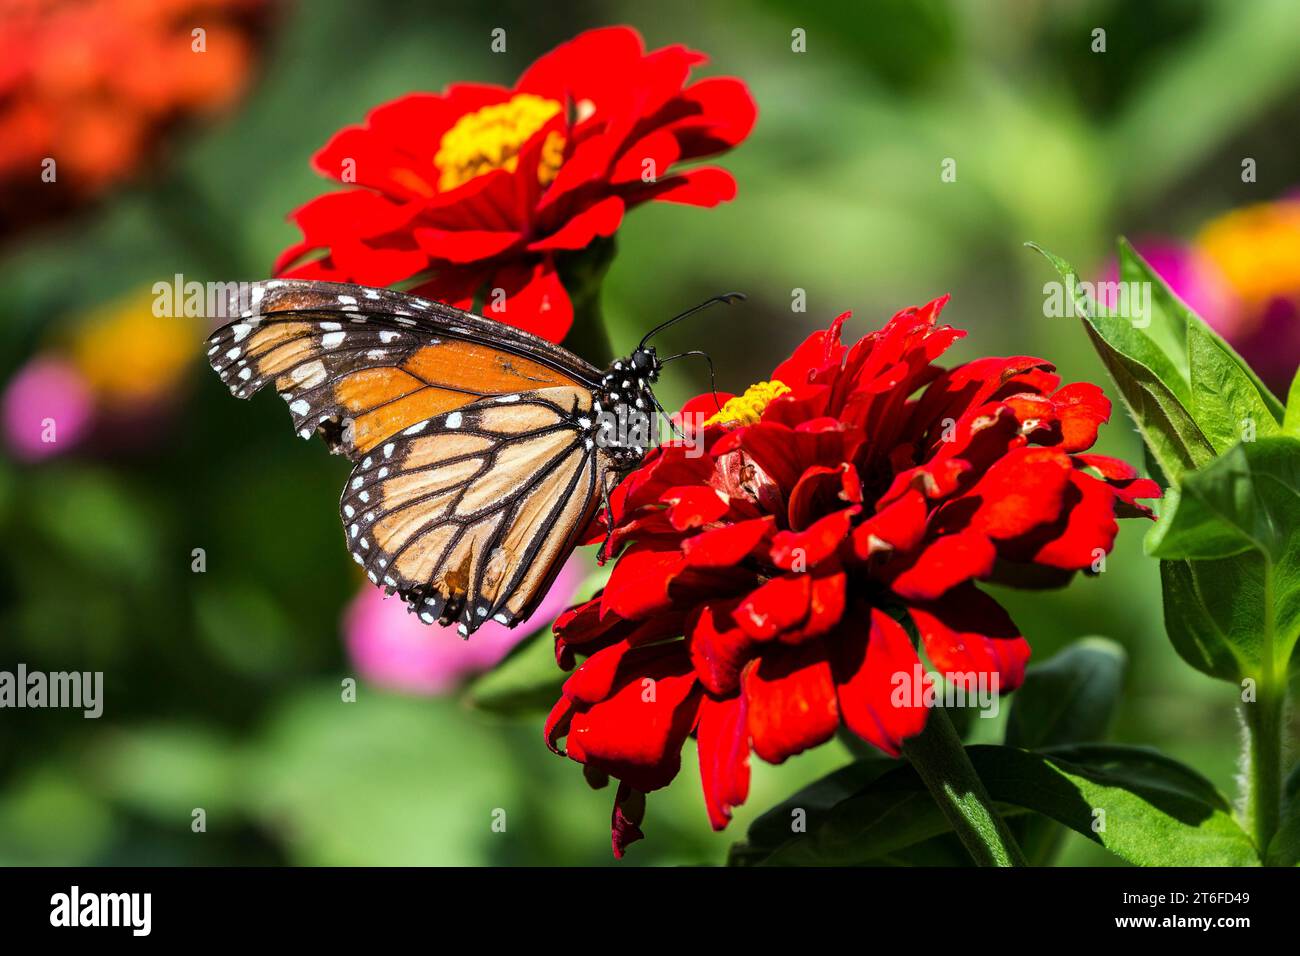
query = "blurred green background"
(2, 0, 1299, 866)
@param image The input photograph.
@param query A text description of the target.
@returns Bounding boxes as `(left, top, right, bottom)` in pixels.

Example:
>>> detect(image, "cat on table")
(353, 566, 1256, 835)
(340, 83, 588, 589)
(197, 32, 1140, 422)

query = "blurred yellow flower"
(1196, 199, 1300, 304)
(70, 289, 203, 409)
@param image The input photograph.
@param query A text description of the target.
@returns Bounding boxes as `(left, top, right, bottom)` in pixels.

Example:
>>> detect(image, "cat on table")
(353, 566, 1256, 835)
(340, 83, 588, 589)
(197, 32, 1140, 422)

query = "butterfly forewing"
(205, 279, 599, 459)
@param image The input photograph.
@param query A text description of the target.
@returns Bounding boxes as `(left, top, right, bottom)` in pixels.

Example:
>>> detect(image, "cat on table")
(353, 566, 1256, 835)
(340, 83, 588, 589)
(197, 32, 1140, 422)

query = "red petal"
(669, 77, 758, 156)
(769, 507, 855, 571)
(735, 573, 811, 640)
(660, 484, 728, 530)
(849, 488, 928, 559)
(833, 608, 930, 757)
(311, 126, 439, 199)
(484, 259, 573, 342)
(793, 568, 847, 642)
(1052, 382, 1111, 452)
(601, 548, 684, 619)
(888, 530, 996, 601)
(516, 26, 647, 104)
(529, 196, 625, 252)
(1076, 454, 1161, 518)
(553, 593, 684, 669)
(772, 312, 849, 387)
(743, 641, 840, 764)
(364, 86, 508, 163)
(413, 227, 522, 263)
(682, 517, 772, 567)
(1031, 471, 1119, 569)
(689, 600, 756, 695)
(965, 447, 1073, 539)
(696, 693, 752, 830)
(636, 166, 737, 207)
(908, 587, 1031, 692)
(565, 644, 701, 792)
(611, 129, 681, 184)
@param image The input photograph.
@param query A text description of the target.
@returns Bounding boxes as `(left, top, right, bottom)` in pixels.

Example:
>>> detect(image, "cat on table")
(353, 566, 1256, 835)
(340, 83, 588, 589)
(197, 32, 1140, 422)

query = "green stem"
(1246, 686, 1284, 857)
(1245, 564, 1284, 858)
(902, 708, 1028, 867)
(558, 238, 616, 365)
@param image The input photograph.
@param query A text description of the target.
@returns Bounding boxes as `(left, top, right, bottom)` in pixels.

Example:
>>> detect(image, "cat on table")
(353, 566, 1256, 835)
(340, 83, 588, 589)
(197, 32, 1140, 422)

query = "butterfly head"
(630, 345, 661, 383)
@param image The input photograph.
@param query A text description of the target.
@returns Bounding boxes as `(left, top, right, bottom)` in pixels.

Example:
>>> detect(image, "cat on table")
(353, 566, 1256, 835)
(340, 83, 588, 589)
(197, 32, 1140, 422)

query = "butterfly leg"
(596, 469, 619, 565)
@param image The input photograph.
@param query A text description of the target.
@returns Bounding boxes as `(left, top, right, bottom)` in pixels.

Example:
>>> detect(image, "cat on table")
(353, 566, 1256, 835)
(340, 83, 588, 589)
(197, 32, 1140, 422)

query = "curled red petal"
(611, 782, 647, 859)
(696, 693, 752, 830)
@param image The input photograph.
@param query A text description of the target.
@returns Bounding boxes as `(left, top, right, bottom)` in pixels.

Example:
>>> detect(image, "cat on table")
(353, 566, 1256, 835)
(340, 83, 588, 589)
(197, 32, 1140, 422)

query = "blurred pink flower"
(343, 554, 587, 695)
(2, 355, 94, 461)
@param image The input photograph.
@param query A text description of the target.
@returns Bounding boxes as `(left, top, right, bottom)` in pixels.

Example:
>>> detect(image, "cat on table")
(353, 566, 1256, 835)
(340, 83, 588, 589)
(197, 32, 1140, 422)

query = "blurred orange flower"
(0, 0, 271, 236)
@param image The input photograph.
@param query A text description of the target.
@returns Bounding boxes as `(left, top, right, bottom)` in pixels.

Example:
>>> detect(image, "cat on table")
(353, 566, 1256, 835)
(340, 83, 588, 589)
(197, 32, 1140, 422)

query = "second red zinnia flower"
(545, 296, 1160, 856)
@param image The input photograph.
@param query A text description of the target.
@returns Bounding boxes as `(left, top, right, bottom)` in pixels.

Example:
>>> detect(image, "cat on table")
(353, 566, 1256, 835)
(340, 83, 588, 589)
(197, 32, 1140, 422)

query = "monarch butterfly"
(205, 280, 741, 636)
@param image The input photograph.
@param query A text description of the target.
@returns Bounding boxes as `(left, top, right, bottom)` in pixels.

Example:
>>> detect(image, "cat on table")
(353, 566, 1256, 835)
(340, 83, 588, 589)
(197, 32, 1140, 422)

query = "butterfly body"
(205, 280, 666, 637)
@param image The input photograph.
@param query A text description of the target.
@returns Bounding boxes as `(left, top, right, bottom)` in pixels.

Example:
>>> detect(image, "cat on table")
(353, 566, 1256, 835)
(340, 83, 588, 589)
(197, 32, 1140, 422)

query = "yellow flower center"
(435, 93, 565, 191)
(704, 380, 791, 427)
(1196, 200, 1300, 303)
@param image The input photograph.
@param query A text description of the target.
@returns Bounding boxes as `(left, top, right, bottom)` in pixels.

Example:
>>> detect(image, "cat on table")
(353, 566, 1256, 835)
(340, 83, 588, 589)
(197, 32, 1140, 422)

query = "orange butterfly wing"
(205, 279, 598, 459)
(206, 280, 613, 633)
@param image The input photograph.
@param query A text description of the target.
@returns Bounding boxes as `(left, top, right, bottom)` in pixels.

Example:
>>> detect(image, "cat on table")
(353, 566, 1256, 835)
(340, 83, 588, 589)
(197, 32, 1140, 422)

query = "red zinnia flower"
(545, 297, 1160, 856)
(274, 26, 756, 342)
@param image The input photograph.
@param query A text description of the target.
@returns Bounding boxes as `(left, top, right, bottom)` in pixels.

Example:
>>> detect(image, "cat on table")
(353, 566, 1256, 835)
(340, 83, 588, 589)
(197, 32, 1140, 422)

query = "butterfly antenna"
(639, 292, 746, 349)
(659, 349, 724, 412)
(650, 392, 686, 441)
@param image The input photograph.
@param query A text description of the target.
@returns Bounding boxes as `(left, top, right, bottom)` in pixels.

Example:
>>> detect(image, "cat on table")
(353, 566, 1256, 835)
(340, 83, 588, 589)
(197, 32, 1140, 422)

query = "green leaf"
(1159, 557, 1263, 681)
(1005, 638, 1127, 865)
(729, 758, 900, 865)
(1285, 367, 1300, 438)
(1147, 437, 1300, 674)
(1188, 321, 1282, 452)
(1028, 240, 1284, 481)
(1006, 637, 1126, 751)
(732, 744, 1255, 867)
(465, 625, 565, 715)
(1117, 239, 1283, 424)
(1027, 242, 1215, 481)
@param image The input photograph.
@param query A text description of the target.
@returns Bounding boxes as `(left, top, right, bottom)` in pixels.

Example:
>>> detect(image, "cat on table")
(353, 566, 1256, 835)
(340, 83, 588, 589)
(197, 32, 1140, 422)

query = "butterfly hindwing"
(340, 385, 607, 634)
